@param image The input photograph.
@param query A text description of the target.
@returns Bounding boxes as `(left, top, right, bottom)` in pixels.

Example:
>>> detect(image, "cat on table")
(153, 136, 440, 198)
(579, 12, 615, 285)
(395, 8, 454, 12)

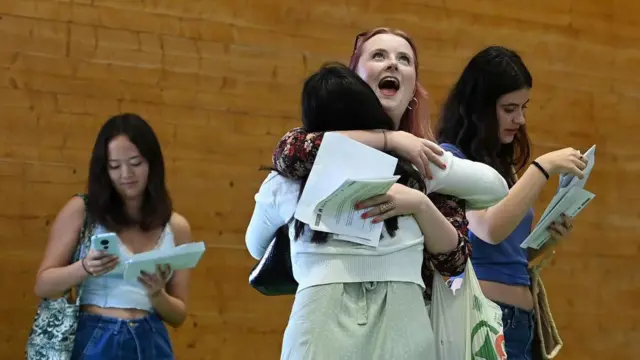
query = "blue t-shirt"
(440, 143, 532, 287)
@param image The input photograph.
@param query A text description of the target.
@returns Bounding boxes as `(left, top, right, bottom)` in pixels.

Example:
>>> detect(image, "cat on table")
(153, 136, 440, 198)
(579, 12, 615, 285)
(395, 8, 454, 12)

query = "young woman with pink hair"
(250, 28, 477, 358)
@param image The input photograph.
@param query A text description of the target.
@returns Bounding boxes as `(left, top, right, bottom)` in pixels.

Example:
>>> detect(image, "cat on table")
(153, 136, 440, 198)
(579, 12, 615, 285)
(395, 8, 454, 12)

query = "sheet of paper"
(123, 242, 206, 281)
(537, 145, 596, 226)
(294, 133, 399, 244)
(521, 188, 595, 249)
(311, 176, 400, 246)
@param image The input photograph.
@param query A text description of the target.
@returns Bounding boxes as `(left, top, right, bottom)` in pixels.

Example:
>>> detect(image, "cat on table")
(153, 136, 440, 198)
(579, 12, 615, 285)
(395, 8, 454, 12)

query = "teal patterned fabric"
(25, 194, 94, 360)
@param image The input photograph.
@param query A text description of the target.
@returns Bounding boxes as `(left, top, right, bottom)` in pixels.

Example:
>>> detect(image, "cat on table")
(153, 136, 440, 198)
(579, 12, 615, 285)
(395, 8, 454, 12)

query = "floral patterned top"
(271, 127, 472, 301)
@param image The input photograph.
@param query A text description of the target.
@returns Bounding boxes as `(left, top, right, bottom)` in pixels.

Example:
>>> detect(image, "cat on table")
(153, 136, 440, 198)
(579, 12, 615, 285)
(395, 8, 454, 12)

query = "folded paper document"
(312, 176, 401, 247)
(123, 241, 206, 281)
(521, 145, 597, 249)
(294, 133, 399, 247)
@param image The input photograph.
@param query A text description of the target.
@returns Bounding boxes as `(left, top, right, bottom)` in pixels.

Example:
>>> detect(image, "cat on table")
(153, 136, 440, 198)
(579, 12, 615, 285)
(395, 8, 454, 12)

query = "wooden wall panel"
(0, 0, 637, 358)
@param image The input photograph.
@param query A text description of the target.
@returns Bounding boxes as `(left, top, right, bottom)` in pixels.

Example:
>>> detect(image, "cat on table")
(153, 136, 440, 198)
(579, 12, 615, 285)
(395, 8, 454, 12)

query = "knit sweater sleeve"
(272, 127, 324, 179)
(421, 193, 472, 300)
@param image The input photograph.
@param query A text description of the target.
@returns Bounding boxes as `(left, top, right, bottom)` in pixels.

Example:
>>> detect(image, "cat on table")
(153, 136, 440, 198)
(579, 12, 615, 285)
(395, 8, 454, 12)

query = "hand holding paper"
(534, 146, 590, 181)
(294, 133, 399, 247)
(538, 145, 596, 224)
(123, 241, 206, 281)
(547, 214, 573, 240)
(312, 176, 400, 247)
(138, 264, 172, 296)
(521, 145, 596, 249)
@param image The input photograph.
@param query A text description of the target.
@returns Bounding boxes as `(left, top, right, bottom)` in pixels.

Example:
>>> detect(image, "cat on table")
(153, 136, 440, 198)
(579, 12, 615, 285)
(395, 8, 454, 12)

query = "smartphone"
(90, 232, 122, 258)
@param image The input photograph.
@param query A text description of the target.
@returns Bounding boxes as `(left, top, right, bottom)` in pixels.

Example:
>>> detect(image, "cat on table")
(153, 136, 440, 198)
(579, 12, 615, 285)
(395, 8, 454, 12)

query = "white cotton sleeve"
(245, 172, 299, 259)
(426, 150, 509, 210)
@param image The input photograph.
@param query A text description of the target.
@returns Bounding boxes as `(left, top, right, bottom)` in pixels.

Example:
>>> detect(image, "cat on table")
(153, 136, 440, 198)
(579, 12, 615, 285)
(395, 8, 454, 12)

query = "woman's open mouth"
(378, 76, 400, 97)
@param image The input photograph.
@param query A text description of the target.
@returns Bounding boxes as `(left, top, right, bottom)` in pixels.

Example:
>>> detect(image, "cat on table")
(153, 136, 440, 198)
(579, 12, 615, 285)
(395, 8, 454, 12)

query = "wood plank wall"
(0, 1, 638, 358)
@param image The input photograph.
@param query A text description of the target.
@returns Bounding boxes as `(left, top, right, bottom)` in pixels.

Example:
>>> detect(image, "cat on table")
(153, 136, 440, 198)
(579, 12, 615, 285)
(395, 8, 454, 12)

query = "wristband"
(531, 160, 549, 180)
(81, 258, 92, 276)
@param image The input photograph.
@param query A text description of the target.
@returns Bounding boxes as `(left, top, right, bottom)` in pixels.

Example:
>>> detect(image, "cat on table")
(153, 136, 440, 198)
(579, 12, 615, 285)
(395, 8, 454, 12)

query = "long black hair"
(436, 46, 532, 187)
(87, 113, 172, 232)
(293, 62, 426, 243)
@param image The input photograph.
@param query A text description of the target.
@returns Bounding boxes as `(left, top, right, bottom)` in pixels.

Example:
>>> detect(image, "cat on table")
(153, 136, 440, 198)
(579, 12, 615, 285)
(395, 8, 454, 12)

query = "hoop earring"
(407, 97, 417, 110)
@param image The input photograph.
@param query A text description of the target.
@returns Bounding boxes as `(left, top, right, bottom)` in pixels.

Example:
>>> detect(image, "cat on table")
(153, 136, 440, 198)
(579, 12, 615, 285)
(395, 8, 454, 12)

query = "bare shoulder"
(38, 195, 88, 273)
(54, 195, 87, 229)
(169, 212, 191, 245)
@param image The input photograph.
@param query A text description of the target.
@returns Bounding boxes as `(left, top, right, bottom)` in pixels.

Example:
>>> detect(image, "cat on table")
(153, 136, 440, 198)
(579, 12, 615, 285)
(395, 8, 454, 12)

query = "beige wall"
(1, 0, 637, 358)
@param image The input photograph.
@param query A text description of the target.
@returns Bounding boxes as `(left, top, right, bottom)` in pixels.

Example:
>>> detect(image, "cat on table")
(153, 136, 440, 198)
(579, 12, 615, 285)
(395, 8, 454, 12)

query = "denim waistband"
(78, 312, 163, 331)
(493, 300, 535, 323)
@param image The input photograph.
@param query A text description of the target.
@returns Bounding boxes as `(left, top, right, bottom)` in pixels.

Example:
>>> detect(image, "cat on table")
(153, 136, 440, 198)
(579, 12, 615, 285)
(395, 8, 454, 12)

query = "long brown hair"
(88, 113, 172, 232)
(436, 46, 532, 187)
(349, 27, 434, 142)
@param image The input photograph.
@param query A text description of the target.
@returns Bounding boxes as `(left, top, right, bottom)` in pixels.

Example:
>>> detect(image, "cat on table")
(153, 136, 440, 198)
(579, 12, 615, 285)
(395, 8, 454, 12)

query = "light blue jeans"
(71, 313, 174, 359)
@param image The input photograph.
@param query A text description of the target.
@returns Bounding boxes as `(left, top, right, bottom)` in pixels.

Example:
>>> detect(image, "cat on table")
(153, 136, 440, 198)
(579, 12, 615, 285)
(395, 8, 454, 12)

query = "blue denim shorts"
(496, 301, 535, 360)
(71, 312, 174, 360)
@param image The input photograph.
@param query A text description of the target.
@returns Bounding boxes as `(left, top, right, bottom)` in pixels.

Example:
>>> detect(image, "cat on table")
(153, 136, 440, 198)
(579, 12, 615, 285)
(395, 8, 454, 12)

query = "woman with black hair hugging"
(245, 63, 509, 359)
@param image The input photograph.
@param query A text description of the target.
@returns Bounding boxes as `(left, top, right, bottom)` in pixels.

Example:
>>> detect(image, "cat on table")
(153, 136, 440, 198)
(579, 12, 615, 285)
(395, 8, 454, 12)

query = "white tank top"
(79, 223, 175, 311)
